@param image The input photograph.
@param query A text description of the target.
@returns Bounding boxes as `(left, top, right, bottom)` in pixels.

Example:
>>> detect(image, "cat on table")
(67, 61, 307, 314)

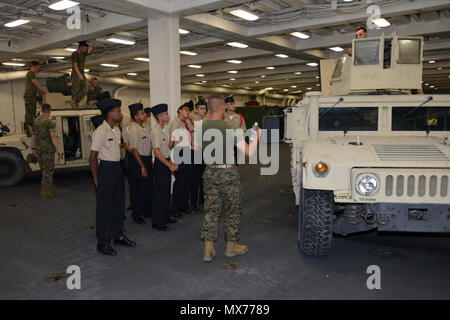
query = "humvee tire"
(0, 150, 26, 187)
(298, 188, 334, 256)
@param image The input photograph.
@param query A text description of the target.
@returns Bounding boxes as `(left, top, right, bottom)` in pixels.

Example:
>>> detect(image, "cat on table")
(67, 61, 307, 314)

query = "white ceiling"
(0, 0, 449, 95)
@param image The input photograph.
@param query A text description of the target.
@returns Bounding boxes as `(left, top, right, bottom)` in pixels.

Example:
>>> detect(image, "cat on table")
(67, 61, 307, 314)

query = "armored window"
(354, 40, 380, 66)
(397, 39, 421, 64)
(319, 107, 378, 131)
(331, 56, 347, 79)
(392, 107, 450, 131)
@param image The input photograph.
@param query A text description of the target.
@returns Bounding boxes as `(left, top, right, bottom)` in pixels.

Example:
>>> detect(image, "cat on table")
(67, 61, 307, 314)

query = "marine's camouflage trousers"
(37, 152, 55, 188)
(23, 92, 37, 136)
(71, 73, 88, 105)
(201, 166, 243, 242)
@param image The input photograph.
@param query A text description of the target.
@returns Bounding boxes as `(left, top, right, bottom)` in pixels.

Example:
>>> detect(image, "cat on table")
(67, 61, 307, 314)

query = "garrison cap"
(225, 96, 235, 103)
(195, 99, 207, 107)
(90, 115, 104, 129)
(79, 41, 89, 47)
(128, 103, 143, 114)
(96, 98, 121, 114)
(96, 91, 111, 102)
(150, 103, 168, 118)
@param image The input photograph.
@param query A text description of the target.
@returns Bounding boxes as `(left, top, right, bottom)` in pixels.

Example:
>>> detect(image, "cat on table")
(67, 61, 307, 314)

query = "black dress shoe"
(97, 244, 117, 256)
(114, 235, 137, 247)
(133, 217, 146, 225)
(152, 224, 169, 231)
(171, 212, 183, 219)
(165, 216, 178, 224)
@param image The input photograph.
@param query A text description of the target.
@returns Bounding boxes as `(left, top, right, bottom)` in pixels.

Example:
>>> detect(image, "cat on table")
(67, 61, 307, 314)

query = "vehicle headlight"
(313, 161, 330, 178)
(356, 174, 379, 196)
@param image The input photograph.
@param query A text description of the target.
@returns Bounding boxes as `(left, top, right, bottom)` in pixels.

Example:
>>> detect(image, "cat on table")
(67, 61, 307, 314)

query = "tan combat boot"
(203, 241, 216, 263)
(225, 241, 248, 257)
(46, 185, 55, 197)
(40, 186, 49, 198)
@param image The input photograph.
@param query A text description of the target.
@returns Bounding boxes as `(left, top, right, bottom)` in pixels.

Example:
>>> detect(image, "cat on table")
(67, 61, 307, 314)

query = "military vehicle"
(0, 93, 102, 187)
(285, 36, 450, 256)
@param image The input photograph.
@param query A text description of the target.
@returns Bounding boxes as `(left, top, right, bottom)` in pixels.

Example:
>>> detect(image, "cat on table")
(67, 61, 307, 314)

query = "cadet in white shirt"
(89, 98, 136, 256)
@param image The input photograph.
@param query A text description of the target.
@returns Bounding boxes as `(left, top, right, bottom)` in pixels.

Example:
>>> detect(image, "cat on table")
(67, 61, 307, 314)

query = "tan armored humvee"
(0, 92, 133, 187)
(285, 36, 450, 256)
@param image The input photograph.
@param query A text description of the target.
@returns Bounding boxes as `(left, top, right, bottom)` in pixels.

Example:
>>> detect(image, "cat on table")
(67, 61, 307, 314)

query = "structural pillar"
(148, 15, 181, 119)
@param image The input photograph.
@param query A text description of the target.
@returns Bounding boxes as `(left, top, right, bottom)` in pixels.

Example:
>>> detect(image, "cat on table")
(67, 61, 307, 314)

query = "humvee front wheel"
(0, 150, 25, 187)
(298, 188, 334, 256)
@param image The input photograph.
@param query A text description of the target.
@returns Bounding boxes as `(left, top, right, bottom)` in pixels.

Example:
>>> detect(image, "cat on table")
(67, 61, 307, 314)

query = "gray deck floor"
(0, 143, 449, 299)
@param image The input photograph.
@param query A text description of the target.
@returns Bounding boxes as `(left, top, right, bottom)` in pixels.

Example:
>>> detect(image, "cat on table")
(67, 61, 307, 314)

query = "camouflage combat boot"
(203, 241, 216, 263)
(225, 241, 248, 257)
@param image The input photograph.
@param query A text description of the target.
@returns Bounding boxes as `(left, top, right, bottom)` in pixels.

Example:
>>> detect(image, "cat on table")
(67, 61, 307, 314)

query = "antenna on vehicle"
(320, 97, 344, 116)
(401, 96, 433, 119)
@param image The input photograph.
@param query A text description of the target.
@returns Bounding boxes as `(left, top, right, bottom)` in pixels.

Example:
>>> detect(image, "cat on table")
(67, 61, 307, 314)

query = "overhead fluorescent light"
(107, 36, 135, 46)
(265, 87, 273, 91)
(329, 47, 344, 52)
(254, 81, 260, 84)
(201, 80, 207, 83)
(428, 60, 436, 64)
(294, 72, 302, 75)
(49, 0, 79, 11)
(84, 69, 90, 73)
(227, 42, 248, 48)
(266, 66, 275, 70)
(2, 62, 25, 67)
(195, 74, 205, 77)
(188, 65, 202, 69)
(179, 29, 190, 34)
(275, 54, 289, 58)
(227, 60, 242, 64)
(243, 87, 251, 90)
(229, 9, 259, 21)
(372, 18, 391, 28)
(283, 89, 289, 92)
(261, 75, 266, 78)
(307, 87, 312, 90)
(291, 32, 310, 39)
(437, 67, 442, 70)
(65, 47, 77, 52)
(290, 85, 297, 88)
(230, 78, 236, 81)
(5, 19, 30, 28)
(307, 62, 318, 67)
(180, 50, 197, 56)
(134, 57, 149, 62)
(227, 70, 238, 74)
(51, 57, 65, 60)
(100, 63, 119, 68)
(127, 72, 138, 76)
(315, 76, 320, 79)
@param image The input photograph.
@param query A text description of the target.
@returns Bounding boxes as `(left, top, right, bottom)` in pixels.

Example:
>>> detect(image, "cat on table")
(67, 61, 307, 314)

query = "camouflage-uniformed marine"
(32, 114, 57, 196)
(86, 85, 102, 106)
(200, 120, 245, 244)
(71, 42, 91, 107)
(24, 70, 38, 136)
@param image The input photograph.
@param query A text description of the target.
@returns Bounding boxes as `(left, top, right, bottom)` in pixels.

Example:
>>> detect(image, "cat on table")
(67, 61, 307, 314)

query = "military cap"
(150, 103, 168, 118)
(195, 99, 207, 107)
(90, 115, 104, 129)
(97, 98, 121, 114)
(128, 103, 143, 114)
(96, 91, 111, 102)
(184, 100, 194, 111)
(144, 107, 151, 114)
(178, 104, 190, 112)
(79, 41, 89, 47)
(225, 96, 235, 103)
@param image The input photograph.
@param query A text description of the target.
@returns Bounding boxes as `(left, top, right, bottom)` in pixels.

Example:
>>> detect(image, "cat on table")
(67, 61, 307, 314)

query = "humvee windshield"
(319, 107, 378, 131)
(392, 107, 450, 131)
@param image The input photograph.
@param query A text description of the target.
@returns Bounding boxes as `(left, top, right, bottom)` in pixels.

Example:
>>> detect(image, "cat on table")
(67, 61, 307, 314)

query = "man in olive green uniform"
(24, 61, 47, 137)
(86, 77, 102, 106)
(31, 104, 63, 197)
(199, 95, 260, 263)
(223, 96, 246, 130)
(71, 41, 92, 108)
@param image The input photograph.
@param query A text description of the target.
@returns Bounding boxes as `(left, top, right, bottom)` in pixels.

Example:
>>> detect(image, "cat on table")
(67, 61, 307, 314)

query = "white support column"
(148, 15, 181, 119)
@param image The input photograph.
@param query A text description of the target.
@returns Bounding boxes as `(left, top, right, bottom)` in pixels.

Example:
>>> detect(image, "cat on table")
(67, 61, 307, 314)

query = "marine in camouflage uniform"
(24, 62, 45, 137)
(86, 77, 102, 106)
(32, 112, 57, 197)
(71, 41, 91, 107)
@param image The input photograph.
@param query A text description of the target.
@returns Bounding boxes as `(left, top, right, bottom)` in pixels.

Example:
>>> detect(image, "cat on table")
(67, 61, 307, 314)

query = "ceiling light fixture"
(188, 65, 202, 69)
(127, 72, 138, 76)
(227, 60, 242, 64)
(49, 0, 79, 11)
(134, 57, 149, 62)
(5, 19, 30, 28)
(275, 54, 289, 58)
(2, 62, 25, 67)
(372, 18, 391, 28)
(107, 36, 135, 46)
(266, 66, 275, 70)
(180, 50, 197, 56)
(229, 9, 259, 21)
(65, 47, 77, 52)
(227, 42, 248, 48)
(307, 62, 318, 67)
(100, 63, 119, 68)
(294, 72, 302, 75)
(196, 74, 205, 77)
(291, 32, 310, 39)
(329, 47, 344, 52)
(228, 70, 238, 74)
(179, 29, 190, 34)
